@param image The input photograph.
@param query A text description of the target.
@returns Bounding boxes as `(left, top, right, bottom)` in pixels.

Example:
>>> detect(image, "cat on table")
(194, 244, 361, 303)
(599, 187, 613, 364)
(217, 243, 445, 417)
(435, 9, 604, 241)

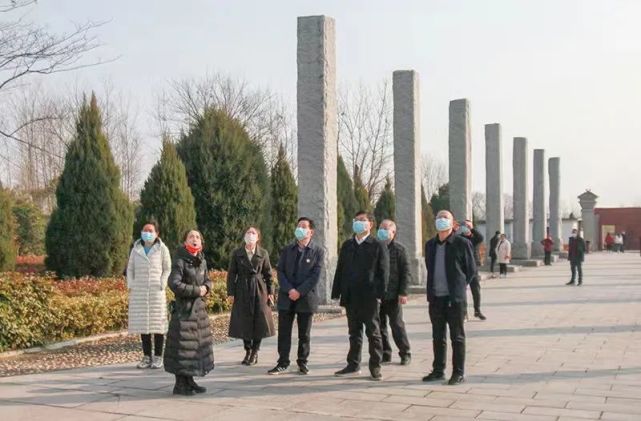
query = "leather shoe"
(422, 371, 445, 382)
(448, 373, 465, 385)
(566, 280, 575, 285)
(187, 377, 207, 393)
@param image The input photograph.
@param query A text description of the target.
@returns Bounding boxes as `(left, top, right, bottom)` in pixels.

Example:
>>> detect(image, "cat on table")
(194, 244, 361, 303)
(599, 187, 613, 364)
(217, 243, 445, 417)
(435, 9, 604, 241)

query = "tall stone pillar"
(578, 190, 599, 252)
(548, 157, 562, 251)
(485, 123, 504, 256)
(449, 99, 472, 221)
(297, 16, 337, 304)
(393, 70, 426, 286)
(512, 137, 531, 259)
(531, 149, 547, 256)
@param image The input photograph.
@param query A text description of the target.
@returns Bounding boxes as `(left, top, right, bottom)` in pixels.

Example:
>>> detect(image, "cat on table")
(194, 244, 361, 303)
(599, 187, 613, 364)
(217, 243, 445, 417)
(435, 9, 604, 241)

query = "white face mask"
(244, 233, 258, 245)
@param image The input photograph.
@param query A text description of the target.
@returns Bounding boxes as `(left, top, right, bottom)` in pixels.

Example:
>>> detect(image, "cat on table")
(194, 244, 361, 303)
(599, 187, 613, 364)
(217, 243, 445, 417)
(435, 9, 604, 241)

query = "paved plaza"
(1, 252, 640, 421)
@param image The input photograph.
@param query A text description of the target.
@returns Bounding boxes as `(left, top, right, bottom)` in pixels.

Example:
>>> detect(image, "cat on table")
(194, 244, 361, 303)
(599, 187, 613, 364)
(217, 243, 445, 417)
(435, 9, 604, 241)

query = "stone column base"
(512, 242, 531, 260)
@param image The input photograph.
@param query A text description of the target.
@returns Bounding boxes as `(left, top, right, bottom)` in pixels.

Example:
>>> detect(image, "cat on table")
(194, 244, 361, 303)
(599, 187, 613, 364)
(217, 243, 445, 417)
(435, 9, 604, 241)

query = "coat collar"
(235, 245, 265, 258)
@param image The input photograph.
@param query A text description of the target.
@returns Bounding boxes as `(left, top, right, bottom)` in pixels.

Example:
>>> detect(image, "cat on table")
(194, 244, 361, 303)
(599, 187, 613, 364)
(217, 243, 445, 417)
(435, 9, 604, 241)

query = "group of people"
(604, 232, 626, 253)
(126, 209, 587, 396)
(488, 231, 512, 278)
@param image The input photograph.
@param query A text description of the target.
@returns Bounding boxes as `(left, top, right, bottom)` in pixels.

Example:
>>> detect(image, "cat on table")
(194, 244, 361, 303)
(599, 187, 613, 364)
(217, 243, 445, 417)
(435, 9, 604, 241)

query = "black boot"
(241, 349, 251, 365)
(172, 375, 194, 396)
(187, 376, 207, 394)
(248, 349, 258, 365)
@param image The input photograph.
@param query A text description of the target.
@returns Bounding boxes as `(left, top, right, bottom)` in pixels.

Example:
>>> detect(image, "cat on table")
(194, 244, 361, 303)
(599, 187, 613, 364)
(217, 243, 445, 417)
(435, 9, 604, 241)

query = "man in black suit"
(332, 211, 390, 381)
(423, 210, 476, 385)
(566, 228, 586, 286)
(268, 217, 325, 375)
(489, 231, 500, 277)
(455, 219, 486, 320)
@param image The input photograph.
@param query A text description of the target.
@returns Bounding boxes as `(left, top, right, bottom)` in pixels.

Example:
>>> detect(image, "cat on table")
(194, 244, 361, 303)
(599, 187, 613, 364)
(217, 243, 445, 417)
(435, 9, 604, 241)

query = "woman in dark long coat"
(227, 226, 275, 365)
(164, 230, 215, 396)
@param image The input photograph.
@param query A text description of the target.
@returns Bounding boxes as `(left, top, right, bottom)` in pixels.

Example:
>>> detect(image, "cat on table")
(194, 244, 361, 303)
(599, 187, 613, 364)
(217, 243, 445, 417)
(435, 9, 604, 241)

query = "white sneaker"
(151, 356, 164, 369)
(137, 356, 151, 369)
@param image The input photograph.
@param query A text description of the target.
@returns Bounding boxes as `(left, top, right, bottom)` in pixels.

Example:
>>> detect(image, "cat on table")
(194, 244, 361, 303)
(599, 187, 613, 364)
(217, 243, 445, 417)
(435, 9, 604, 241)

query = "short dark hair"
(495, 231, 500, 235)
(354, 210, 373, 221)
(297, 217, 315, 229)
(142, 220, 160, 235)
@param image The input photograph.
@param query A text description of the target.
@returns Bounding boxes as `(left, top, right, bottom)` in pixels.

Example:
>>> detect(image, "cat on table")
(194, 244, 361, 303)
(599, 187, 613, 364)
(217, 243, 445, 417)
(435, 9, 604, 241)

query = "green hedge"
(0, 271, 272, 352)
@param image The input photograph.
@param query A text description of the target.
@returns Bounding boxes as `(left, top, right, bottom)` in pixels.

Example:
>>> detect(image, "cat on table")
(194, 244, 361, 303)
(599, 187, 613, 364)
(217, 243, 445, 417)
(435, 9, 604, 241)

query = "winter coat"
(276, 240, 325, 313)
(163, 247, 215, 377)
(496, 239, 511, 264)
(541, 238, 554, 253)
(424, 233, 476, 304)
(385, 240, 410, 300)
(489, 235, 500, 258)
(126, 239, 171, 334)
(227, 246, 276, 340)
(568, 236, 586, 263)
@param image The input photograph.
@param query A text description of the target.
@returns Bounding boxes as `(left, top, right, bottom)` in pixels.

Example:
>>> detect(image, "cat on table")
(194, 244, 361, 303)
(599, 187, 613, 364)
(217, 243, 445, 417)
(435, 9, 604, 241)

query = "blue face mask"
(377, 228, 390, 241)
(141, 232, 156, 242)
(435, 218, 452, 232)
(294, 227, 309, 241)
(352, 220, 369, 235)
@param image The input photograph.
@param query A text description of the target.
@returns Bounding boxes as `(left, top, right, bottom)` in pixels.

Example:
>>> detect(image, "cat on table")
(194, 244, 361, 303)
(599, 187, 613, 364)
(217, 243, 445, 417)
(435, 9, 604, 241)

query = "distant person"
(541, 235, 554, 266)
(455, 219, 486, 321)
(126, 221, 171, 370)
(605, 232, 614, 252)
(489, 231, 500, 278)
(377, 219, 412, 365)
(227, 227, 275, 366)
(164, 230, 214, 396)
(268, 217, 324, 376)
(614, 233, 624, 253)
(422, 210, 476, 385)
(495, 234, 511, 278)
(566, 228, 586, 286)
(621, 231, 627, 253)
(332, 211, 389, 381)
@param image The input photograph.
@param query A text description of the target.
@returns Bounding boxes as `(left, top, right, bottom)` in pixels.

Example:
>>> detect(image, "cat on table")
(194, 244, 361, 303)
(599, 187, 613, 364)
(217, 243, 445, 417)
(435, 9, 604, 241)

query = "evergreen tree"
(270, 144, 298, 263)
(422, 185, 436, 249)
(136, 139, 197, 251)
(374, 177, 395, 225)
(45, 94, 133, 277)
(429, 182, 450, 216)
(177, 108, 269, 269)
(353, 166, 371, 213)
(337, 155, 357, 244)
(0, 185, 17, 271)
(12, 196, 45, 255)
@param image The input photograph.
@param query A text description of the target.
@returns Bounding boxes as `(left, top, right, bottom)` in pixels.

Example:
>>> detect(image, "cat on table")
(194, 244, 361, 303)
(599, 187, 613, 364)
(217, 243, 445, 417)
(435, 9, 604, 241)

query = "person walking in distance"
(422, 210, 476, 385)
(495, 234, 511, 278)
(541, 234, 554, 266)
(489, 231, 500, 278)
(377, 219, 412, 366)
(332, 211, 390, 381)
(566, 228, 586, 286)
(455, 219, 486, 321)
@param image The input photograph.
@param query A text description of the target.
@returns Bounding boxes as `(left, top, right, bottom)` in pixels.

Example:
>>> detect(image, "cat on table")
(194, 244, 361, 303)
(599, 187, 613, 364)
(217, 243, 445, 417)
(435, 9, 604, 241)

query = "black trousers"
(544, 251, 551, 265)
(277, 310, 313, 366)
(469, 275, 481, 313)
(499, 263, 508, 276)
(141, 334, 164, 357)
(379, 299, 411, 359)
(490, 255, 497, 273)
(570, 261, 583, 282)
(345, 301, 383, 371)
(428, 296, 466, 376)
(243, 338, 262, 351)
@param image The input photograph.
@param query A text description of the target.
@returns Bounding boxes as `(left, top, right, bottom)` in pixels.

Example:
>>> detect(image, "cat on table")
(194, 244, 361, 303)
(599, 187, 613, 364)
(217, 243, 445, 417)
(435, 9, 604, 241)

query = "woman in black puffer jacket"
(164, 230, 215, 396)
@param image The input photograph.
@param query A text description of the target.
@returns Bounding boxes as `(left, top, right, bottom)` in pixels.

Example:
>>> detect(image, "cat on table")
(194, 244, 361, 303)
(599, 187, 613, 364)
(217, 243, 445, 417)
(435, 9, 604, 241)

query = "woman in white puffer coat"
(127, 221, 171, 369)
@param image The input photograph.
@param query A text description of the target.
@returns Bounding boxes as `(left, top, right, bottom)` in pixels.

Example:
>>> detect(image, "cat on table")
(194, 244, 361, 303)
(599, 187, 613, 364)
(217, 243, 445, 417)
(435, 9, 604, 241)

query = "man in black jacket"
(455, 219, 486, 320)
(332, 211, 390, 381)
(566, 228, 586, 286)
(423, 210, 476, 385)
(377, 219, 412, 366)
(268, 217, 325, 375)
(489, 231, 500, 277)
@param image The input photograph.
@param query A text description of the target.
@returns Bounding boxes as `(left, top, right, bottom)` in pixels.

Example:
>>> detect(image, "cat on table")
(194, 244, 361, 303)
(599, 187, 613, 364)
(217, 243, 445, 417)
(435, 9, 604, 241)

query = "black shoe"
(370, 367, 382, 381)
(267, 364, 288, 375)
(448, 373, 465, 385)
(566, 280, 575, 285)
(241, 350, 251, 365)
(474, 311, 487, 321)
(334, 365, 361, 377)
(298, 362, 309, 375)
(172, 377, 195, 396)
(422, 371, 445, 382)
(248, 350, 258, 366)
(381, 354, 392, 364)
(186, 377, 207, 394)
(578, 281, 583, 286)
(400, 355, 412, 366)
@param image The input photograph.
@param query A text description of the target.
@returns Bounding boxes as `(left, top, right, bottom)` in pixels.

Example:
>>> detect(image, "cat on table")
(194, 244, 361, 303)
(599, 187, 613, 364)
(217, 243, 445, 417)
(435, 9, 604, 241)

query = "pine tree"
(270, 144, 298, 263)
(136, 139, 197, 251)
(429, 182, 450, 216)
(374, 176, 395, 225)
(337, 155, 357, 243)
(353, 166, 371, 213)
(177, 108, 269, 269)
(422, 185, 436, 249)
(0, 185, 17, 271)
(12, 196, 45, 255)
(45, 94, 133, 277)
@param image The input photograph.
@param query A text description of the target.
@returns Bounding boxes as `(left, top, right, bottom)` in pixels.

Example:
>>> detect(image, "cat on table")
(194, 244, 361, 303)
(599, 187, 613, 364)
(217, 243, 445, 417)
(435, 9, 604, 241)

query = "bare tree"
(472, 191, 486, 221)
(338, 80, 393, 199)
(503, 193, 513, 219)
(421, 153, 447, 200)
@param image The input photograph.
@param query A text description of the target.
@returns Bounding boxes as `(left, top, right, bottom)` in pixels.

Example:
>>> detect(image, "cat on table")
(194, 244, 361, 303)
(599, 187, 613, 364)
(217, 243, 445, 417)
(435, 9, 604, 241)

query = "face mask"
(294, 227, 309, 241)
(377, 228, 390, 242)
(141, 232, 156, 242)
(185, 243, 202, 255)
(435, 218, 452, 232)
(244, 233, 258, 244)
(352, 220, 369, 235)
(457, 226, 470, 236)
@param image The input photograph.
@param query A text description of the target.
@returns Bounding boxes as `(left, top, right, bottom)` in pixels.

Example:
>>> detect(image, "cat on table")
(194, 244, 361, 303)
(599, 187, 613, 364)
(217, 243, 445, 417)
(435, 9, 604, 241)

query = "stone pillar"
(578, 190, 599, 252)
(449, 99, 472, 221)
(393, 70, 426, 286)
(531, 149, 547, 256)
(548, 157, 562, 251)
(297, 16, 337, 304)
(485, 123, 504, 256)
(512, 137, 531, 259)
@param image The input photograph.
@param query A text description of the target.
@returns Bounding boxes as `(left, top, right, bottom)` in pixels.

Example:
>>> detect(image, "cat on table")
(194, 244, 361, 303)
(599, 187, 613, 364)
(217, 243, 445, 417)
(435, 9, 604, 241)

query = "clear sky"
(30, 0, 641, 208)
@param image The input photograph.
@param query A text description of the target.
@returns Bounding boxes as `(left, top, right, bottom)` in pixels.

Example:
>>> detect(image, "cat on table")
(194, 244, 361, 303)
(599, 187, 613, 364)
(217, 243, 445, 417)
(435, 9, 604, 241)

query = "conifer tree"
(0, 185, 17, 271)
(270, 144, 298, 263)
(353, 166, 371, 213)
(422, 185, 437, 249)
(374, 176, 395, 225)
(337, 155, 357, 243)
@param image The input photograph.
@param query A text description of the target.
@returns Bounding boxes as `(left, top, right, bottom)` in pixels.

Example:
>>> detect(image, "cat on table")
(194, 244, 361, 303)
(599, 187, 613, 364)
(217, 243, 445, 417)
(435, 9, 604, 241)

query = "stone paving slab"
(1, 252, 641, 420)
